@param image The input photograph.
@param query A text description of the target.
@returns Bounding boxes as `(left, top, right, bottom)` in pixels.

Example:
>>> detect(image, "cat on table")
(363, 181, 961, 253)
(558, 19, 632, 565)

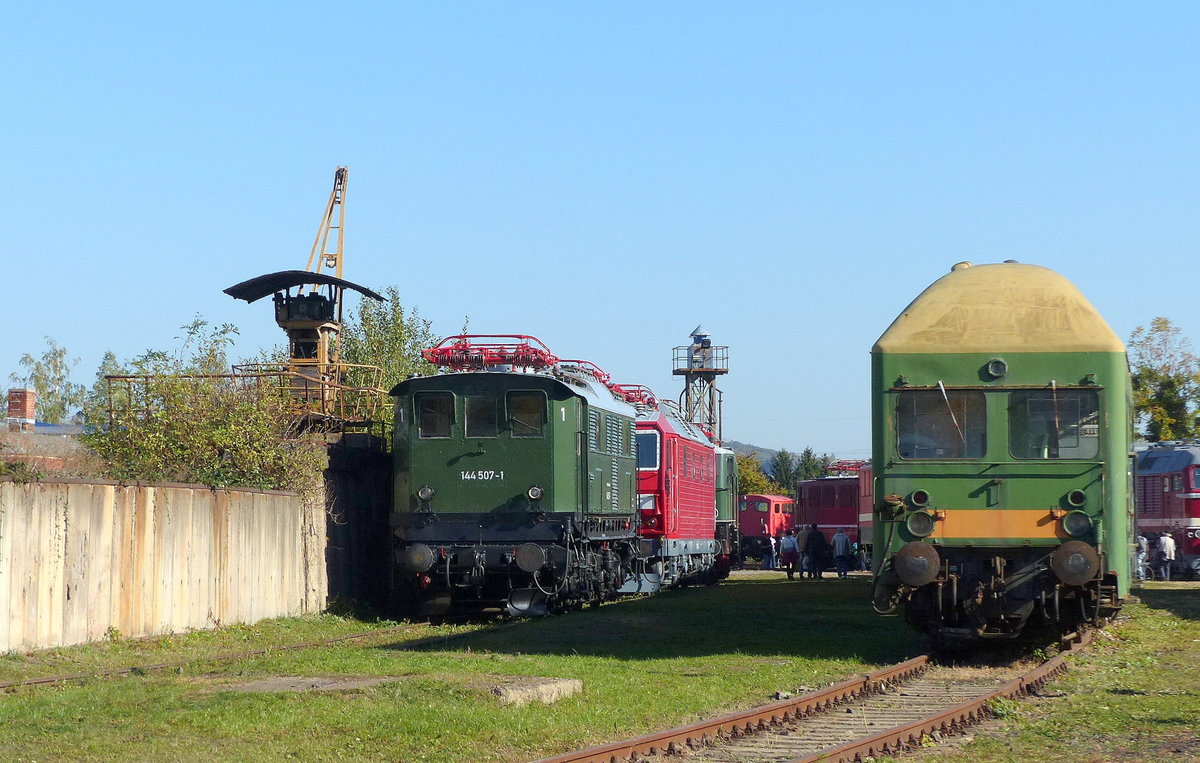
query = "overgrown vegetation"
(339, 285, 439, 396)
(80, 318, 325, 492)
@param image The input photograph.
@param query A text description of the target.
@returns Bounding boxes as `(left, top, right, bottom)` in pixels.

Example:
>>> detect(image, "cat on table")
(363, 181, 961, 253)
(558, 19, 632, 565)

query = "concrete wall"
(0, 479, 327, 653)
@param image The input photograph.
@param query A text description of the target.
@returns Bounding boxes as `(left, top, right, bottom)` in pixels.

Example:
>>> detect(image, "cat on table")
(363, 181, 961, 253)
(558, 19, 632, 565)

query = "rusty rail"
(795, 630, 1092, 763)
(535, 656, 930, 763)
(540, 630, 1092, 763)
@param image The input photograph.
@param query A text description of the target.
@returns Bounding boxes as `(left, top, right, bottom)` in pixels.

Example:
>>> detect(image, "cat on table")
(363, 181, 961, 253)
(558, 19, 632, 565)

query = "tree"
(737, 452, 781, 495)
(766, 449, 800, 496)
(339, 286, 439, 392)
(9, 337, 86, 424)
(1128, 317, 1200, 441)
(798, 447, 834, 480)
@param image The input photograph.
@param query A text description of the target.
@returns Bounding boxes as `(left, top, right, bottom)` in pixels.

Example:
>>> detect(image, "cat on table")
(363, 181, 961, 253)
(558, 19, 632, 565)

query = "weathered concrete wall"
(0, 480, 326, 653)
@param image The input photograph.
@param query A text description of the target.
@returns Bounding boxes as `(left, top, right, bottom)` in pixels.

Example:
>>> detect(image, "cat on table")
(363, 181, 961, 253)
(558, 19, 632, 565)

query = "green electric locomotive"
(871, 261, 1133, 643)
(390, 336, 639, 616)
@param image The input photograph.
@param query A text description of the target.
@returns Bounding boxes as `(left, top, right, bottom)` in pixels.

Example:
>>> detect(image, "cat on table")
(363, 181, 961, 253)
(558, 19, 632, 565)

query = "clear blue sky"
(4, 3, 1199, 457)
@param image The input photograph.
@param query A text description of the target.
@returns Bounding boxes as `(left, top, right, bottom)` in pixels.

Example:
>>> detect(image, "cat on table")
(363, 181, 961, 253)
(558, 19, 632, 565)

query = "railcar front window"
(416, 393, 453, 438)
(507, 392, 546, 437)
(752, 500, 769, 512)
(1008, 389, 1099, 459)
(636, 431, 660, 470)
(896, 389, 987, 459)
(1193, 469, 1200, 491)
(466, 396, 498, 438)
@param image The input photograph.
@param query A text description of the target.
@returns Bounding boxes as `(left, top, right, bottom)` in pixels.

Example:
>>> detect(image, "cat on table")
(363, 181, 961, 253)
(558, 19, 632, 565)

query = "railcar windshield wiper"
(937, 380, 967, 445)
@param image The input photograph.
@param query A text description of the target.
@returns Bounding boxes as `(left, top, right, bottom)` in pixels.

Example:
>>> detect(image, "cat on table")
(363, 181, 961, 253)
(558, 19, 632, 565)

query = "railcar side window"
(636, 431, 660, 470)
(416, 392, 454, 438)
(507, 392, 547, 437)
(752, 499, 769, 512)
(465, 396, 498, 438)
(896, 390, 986, 459)
(1008, 389, 1099, 459)
(1193, 469, 1200, 491)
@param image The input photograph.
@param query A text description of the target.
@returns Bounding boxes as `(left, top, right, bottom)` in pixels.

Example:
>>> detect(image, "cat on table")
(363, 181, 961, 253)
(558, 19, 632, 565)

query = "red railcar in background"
(737, 493, 794, 562)
(1135, 443, 1200, 577)
(795, 460, 874, 562)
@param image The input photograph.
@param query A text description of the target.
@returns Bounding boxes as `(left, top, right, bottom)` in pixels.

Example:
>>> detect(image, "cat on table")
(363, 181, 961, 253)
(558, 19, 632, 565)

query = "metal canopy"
(223, 270, 384, 304)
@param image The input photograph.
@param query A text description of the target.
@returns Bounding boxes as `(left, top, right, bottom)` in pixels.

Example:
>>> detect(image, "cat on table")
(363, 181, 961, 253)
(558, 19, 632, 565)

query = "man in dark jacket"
(804, 524, 828, 579)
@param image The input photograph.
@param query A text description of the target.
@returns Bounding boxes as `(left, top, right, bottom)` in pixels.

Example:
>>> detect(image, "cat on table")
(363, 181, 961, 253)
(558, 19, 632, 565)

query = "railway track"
(539, 632, 1091, 763)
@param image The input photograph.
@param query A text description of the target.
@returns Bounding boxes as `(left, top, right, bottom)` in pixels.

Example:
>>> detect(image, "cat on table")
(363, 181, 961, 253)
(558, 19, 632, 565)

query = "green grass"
(0, 573, 924, 761)
(908, 581, 1200, 763)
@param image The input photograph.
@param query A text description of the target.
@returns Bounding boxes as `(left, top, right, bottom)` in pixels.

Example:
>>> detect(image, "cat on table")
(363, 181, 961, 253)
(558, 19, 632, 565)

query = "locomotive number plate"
(460, 470, 505, 480)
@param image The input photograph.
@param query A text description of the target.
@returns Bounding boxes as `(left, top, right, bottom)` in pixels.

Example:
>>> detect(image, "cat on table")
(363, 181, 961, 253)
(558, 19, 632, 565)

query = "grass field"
(0, 574, 1196, 762)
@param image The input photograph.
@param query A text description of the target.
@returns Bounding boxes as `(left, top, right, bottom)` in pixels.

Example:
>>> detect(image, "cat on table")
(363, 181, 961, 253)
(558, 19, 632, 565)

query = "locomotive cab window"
(751, 499, 769, 512)
(465, 396, 498, 438)
(416, 392, 454, 438)
(896, 389, 986, 459)
(507, 391, 546, 437)
(636, 431, 660, 470)
(1008, 389, 1099, 459)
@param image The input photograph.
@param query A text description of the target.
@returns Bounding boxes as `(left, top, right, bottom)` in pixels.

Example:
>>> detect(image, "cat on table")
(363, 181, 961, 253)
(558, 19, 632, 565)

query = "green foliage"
(766, 449, 799, 496)
(81, 318, 325, 492)
(340, 285, 438, 393)
(737, 452, 781, 495)
(797, 447, 834, 480)
(8, 337, 86, 424)
(1128, 317, 1200, 441)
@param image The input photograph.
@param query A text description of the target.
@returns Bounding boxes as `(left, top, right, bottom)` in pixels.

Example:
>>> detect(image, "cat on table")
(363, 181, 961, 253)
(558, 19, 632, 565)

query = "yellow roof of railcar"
(873, 262, 1124, 354)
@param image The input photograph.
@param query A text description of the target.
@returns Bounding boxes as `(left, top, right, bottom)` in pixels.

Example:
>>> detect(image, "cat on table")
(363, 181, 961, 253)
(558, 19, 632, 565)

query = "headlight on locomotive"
(893, 541, 941, 587)
(1050, 540, 1100, 586)
(417, 485, 436, 502)
(905, 510, 936, 537)
(1061, 509, 1092, 537)
(526, 485, 544, 501)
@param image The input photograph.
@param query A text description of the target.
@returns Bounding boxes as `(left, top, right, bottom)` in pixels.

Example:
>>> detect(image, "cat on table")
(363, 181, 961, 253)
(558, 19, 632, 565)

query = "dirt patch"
(226, 675, 402, 693)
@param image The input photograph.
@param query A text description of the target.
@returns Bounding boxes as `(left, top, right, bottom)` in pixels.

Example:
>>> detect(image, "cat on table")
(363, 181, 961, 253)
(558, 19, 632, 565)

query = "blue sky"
(4, 3, 1198, 457)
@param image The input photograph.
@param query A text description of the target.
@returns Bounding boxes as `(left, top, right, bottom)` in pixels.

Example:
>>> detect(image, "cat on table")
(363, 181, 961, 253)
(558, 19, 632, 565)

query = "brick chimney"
(7, 388, 35, 432)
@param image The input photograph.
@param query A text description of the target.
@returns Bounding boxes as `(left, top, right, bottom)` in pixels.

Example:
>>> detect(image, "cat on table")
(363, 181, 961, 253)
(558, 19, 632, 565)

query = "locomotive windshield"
(416, 392, 454, 438)
(466, 396, 499, 438)
(1008, 389, 1099, 459)
(896, 389, 986, 458)
(507, 391, 546, 437)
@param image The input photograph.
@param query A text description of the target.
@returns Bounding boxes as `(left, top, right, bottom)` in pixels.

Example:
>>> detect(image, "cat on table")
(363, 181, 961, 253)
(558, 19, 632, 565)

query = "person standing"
(795, 523, 812, 579)
(1136, 533, 1149, 581)
(764, 533, 777, 571)
(1159, 531, 1177, 581)
(804, 524, 828, 579)
(831, 528, 852, 578)
(779, 530, 800, 580)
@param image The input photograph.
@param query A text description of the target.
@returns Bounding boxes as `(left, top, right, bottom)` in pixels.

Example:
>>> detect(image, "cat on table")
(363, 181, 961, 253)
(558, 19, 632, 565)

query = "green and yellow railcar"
(871, 261, 1133, 643)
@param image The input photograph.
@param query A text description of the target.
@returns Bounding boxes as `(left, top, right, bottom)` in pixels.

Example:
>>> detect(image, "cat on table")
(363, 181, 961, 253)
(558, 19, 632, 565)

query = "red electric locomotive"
(616, 385, 725, 591)
(737, 493, 794, 564)
(794, 461, 873, 571)
(1135, 442, 1200, 578)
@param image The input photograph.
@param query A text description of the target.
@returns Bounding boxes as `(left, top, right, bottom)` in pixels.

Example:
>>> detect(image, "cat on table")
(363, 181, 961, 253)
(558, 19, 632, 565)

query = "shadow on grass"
(1135, 586, 1200, 621)
(377, 576, 925, 664)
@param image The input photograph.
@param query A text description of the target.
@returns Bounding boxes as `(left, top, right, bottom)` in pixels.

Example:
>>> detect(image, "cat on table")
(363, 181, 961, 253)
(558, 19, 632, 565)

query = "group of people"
(767, 525, 858, 580)
(1136, 531, 1178, 581)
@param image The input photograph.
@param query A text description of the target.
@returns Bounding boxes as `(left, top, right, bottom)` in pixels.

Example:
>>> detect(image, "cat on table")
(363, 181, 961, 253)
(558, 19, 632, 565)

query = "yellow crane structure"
(224, 167, 388, 428)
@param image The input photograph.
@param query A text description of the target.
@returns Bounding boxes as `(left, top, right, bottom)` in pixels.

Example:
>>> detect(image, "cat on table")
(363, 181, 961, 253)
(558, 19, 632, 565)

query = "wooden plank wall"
(0, 480, 327, 652)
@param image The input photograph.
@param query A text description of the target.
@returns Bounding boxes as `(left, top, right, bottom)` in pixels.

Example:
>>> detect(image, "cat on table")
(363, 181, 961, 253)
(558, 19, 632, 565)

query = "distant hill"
(722, 440, 777, 465)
